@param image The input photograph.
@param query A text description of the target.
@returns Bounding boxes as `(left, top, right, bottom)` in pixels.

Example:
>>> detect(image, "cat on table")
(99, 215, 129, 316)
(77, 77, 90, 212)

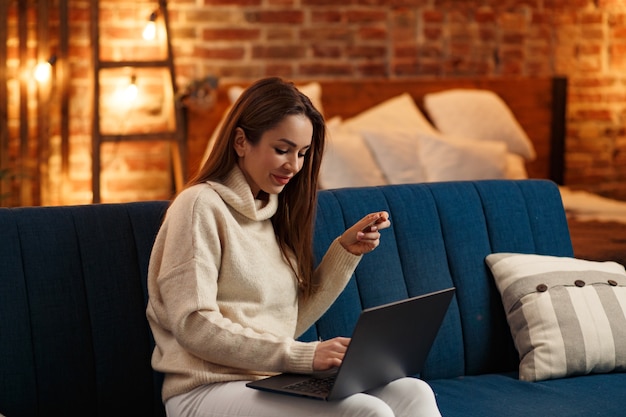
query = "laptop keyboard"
(284, 374, 336, 395)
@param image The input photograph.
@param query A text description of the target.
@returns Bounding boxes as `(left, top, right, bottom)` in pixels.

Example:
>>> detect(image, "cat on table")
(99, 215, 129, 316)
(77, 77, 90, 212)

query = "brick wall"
(171, 0, 626, 201)
(4, 0, 626, 204)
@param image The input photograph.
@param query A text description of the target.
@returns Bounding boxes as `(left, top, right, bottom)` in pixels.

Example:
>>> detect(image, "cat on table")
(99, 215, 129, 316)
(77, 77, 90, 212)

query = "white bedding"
(559, 186, 626, 224)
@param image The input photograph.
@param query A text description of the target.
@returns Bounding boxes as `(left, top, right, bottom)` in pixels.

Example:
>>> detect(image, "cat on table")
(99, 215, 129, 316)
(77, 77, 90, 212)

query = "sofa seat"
(430, 372, 626, 417)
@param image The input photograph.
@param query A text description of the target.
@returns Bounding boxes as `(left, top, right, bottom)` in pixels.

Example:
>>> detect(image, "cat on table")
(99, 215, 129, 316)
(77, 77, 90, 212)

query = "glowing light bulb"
(143, 12, 158, 40)
(34, 61, 52, 82)
(124, 75, 138, 102)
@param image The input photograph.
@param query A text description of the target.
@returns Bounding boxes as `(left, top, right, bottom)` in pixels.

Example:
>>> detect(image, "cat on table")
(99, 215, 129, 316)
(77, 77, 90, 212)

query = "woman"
(146, 77, 442, 417)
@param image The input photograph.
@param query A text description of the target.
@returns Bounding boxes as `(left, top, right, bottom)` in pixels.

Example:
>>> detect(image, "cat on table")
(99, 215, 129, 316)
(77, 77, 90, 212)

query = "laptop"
(246, 287, 455, 401)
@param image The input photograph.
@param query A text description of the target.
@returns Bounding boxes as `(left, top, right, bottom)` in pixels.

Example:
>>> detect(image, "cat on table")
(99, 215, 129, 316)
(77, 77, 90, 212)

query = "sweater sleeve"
(148, 188, 318, 376)
(295, 238, 362, 337)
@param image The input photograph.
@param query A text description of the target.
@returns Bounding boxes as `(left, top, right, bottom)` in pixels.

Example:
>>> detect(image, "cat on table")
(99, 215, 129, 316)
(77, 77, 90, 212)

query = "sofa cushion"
(486, 253, 626, 382)
(429, 372, 626, 417)
(319, 117, 388, 189)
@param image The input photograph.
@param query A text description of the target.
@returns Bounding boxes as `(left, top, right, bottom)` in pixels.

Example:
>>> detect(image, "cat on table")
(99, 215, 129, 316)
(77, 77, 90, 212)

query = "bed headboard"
(186, 76, 567, 184)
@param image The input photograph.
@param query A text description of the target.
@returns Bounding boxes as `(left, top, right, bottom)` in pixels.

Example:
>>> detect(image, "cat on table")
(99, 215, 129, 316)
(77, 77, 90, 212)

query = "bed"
(186, 76, 626, 267)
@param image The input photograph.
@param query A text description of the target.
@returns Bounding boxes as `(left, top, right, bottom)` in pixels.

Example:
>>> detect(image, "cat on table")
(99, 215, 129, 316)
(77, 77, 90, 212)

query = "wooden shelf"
(90, 0, 185, 203)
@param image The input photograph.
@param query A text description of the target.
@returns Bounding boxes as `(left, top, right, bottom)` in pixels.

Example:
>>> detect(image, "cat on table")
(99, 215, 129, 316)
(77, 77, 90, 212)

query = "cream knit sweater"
(146, 167, 362, 402)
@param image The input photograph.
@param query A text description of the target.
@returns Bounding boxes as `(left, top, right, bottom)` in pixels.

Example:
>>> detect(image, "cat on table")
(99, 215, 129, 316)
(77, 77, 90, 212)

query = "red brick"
(346, 10, 387, 23)
(479, 28, 496, 42)
(475, 8, 496, 24)
(346, 45, 387, 59)
(357, 62, 388, 77)
(264, 64, 295, 77)
(300, 27, 353, 42)
(245, 10, 304, 24)
(578, 43, 603, 55)
(359, 26, 388, 41)
(302, 0, 346, 5)
(391, 61, 421, 76)
(312, 45, 343, 58)
(531, 11, 552, 25)
(203, 28, 261, 41)
(195, 46, 246, 60)
(394, 45, 418, 59)
(204, 0, 261, 5)
(299, 62, 353, 77)
(267, 28, 297, 41)
(311, 10, 344, 24)
(608, 13, 626, 26)
(575, 109, 615, 122)
(502, 33, 525, 45)
(252, 45, 306, 59)
(391, 8, 417, 25)
(570, 77, 617, 88)
(610, 27, 626, 39)
(421, 9, 444, 23)
(268, 0, 296, 5)
(580, 12, 604, 25)
(374, 0, 425, 6)
(423, 27, 443, 41)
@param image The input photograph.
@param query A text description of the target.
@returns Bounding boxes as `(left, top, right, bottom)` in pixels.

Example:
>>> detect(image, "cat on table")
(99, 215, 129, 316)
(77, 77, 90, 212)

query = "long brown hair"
(189, 77, 326, 298)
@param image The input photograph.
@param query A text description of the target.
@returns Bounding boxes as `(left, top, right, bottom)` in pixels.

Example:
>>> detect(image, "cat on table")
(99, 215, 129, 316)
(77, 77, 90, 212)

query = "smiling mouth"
(272, 174, 291, 185)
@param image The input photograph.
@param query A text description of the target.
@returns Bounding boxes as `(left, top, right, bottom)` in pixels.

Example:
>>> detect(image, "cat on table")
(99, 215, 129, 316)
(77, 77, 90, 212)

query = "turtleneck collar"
(207, 166, 278, 222)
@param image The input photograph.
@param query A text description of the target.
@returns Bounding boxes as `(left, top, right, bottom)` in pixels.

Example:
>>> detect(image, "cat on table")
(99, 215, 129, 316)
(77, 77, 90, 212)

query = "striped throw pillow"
(485, 253, 626, 382)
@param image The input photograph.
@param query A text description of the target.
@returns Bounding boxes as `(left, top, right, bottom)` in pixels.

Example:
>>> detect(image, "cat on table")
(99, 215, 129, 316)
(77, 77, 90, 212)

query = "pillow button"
(536, 284, 548, 292)
(575, 280, 585, 287)
(608, 279, 618, 286)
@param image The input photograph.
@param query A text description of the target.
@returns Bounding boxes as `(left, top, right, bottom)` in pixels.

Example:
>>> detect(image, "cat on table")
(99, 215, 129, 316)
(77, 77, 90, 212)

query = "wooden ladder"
(90, 0, 185, 203)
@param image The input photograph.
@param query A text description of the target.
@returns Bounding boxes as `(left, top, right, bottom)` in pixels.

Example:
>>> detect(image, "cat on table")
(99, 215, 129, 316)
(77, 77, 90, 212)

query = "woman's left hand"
(338, 211, 391, 256)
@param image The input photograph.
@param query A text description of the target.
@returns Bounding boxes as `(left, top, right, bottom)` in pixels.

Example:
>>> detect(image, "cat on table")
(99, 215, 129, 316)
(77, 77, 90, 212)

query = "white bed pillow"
(486, 253, 626, 382)
(360, 127, 508, 184)
(359, 128, 427, 184)
(320, 93, 437, 188)
(342, 93, 438, 137)
(318, 118, 388, 189)
(416, 131, 508, 182)
(424, 89, 536, 161)
(505, 153, 528, 180)
(227, 85, 245, 104)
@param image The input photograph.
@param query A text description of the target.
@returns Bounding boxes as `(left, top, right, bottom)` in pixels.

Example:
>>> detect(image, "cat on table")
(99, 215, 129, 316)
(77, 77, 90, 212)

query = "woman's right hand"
(338, 211, 390, 256)
(313, 337, 350, 371)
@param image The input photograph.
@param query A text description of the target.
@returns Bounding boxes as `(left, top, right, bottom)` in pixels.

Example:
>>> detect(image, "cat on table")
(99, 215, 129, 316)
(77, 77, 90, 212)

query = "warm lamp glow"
(34, 62, 52, 82)
(142, 11, 158, 40)
(33, 56, 56, 83)
(124, 75, 138, 101)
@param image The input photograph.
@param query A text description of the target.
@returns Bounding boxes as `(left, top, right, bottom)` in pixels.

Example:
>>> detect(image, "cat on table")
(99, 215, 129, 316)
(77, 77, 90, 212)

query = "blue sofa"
(1, 179, 624, 416)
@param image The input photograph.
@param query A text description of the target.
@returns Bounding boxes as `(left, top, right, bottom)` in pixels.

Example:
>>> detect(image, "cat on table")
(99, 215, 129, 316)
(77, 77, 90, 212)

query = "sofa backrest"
(0, 201, 169, 417)
(301, 180, 574, 380)
(0, 180, 573, 416)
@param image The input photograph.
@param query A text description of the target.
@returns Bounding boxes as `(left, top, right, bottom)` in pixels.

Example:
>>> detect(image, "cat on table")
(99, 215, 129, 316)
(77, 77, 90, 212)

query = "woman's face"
(235, 114, 313, 197)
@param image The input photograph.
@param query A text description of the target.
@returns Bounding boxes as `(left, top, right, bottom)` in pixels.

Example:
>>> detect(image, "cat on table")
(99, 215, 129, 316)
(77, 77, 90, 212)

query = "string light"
(124, 74, 138, 102)
(142, 11, 158, 40)
(34, 55, 57, 83)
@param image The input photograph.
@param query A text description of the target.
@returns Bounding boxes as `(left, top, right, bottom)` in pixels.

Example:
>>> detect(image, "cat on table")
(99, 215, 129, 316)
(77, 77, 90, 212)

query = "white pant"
(165, 377, 442, 417)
